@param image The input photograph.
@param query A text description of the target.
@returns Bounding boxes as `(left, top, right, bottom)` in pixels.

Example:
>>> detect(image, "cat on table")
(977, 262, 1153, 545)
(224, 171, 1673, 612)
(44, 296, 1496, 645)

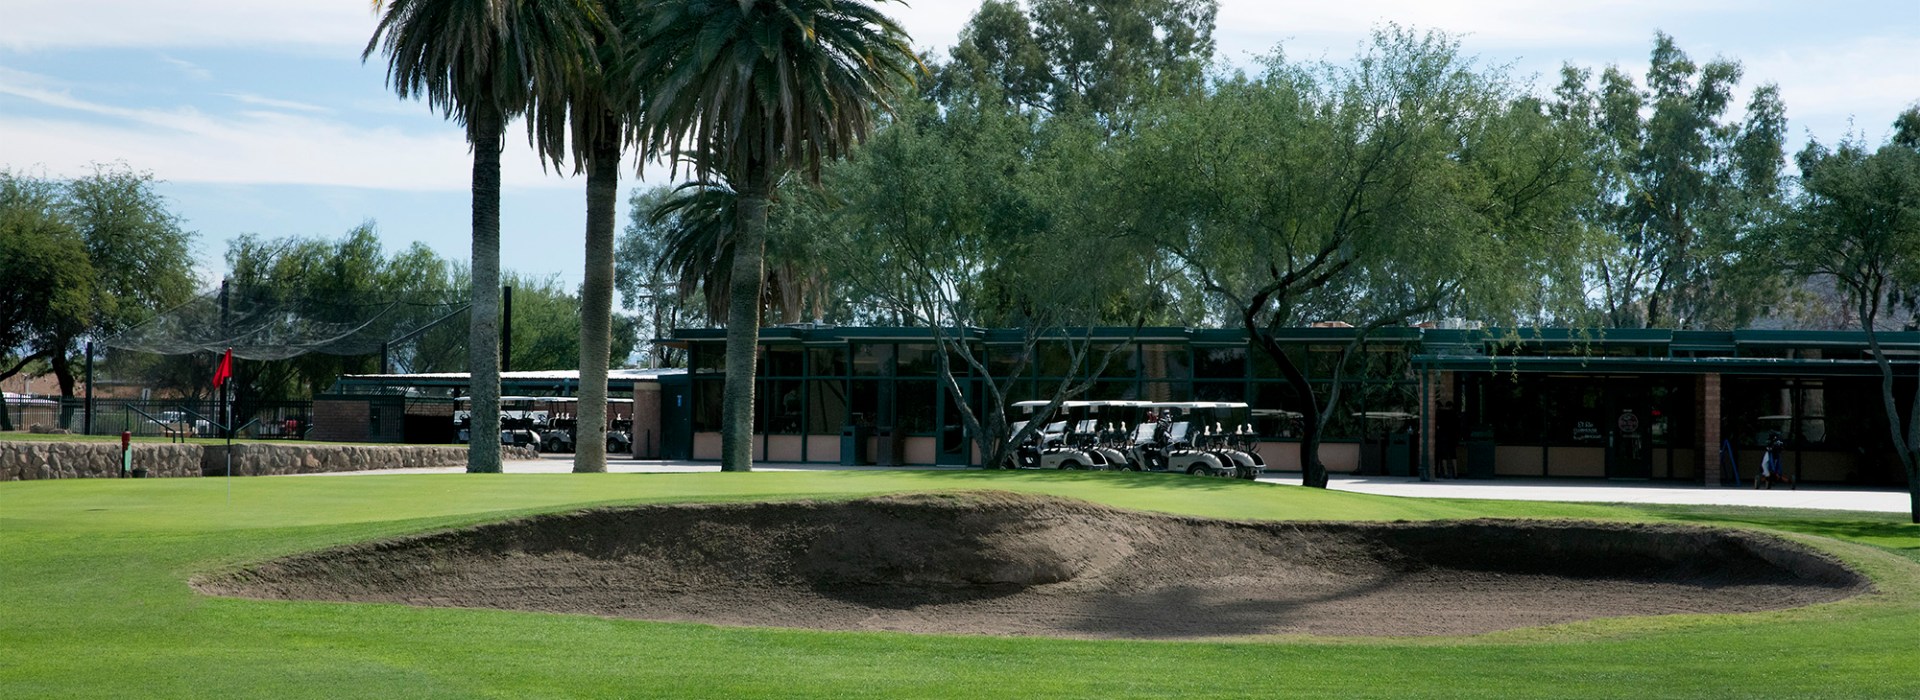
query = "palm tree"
(649, 180, 832, 325)
(365, 0, 602, 473)
(526, 0, 628, 474)
(624, 0, 920, 471)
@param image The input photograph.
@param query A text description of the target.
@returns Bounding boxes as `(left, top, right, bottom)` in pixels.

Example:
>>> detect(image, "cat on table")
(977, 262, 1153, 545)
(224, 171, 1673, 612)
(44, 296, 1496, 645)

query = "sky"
(3, 1, 1917, 300)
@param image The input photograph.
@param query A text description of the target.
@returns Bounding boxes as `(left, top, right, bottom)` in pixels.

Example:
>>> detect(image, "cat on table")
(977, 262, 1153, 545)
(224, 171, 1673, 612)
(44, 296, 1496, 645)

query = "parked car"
(151, 410, 213, 437)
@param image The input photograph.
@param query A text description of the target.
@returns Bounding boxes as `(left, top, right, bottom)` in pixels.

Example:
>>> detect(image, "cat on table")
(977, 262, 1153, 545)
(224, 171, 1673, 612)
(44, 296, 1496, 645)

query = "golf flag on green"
(211, 348, 233, 388)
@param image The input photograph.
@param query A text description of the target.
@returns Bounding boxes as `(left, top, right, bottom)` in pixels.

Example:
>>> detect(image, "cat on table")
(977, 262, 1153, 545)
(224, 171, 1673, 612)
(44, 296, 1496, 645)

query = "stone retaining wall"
(2, 442, 542, 481)
(1, 441, 204, 481)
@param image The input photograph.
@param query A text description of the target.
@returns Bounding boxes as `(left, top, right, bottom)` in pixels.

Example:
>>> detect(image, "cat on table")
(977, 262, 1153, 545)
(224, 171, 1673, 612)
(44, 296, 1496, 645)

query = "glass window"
(1362, 348, 1411, 381)
(764, 345, 803, 377)
(692, 378, 724, 431)
(808, 346, 848, 377)
(945, 343, 980, 377)
(896, 344, 938, 377)
(1541, 377, 1606, 446)
(1090, 343, 1140, 380)
(1249, 343, 1306, 381)
(692, 344, 725, 374)
(987, 344, 1029, 379)
(761, 379, 803, 434)
(1137, 343, 1187, 381)
(852, 343, 893, 377)
(849, 380, 882, 428)
(1194, 381, 1245, 402)
(1306, 345, 1353, 381)
(1139, 381, 1190, 403)
(897, 380, 937, 434)
(1087, 381, 1136, 401)
(1251, 381, 1306, 438)
(1195, 346, 1245, 380)
(1036, 341, 1076, 378)
(805, 379, 849, 433)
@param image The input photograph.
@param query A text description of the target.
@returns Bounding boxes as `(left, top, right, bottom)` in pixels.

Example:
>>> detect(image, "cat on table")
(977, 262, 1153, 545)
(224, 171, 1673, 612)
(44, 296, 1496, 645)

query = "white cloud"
(1213, 0, 1740, 52)
(0, 71, 587, 190)
(1, 0, 374, 51)
(224, 93, 332, 114)
(1744, 36, 1920, 145)
(158, 54, 213, 81)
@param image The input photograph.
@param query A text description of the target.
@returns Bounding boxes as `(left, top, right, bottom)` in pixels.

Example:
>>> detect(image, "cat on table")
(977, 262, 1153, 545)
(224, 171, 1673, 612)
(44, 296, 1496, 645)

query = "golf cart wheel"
(1057, 459, 1080, 470)
(1186, 465, 1205, 476)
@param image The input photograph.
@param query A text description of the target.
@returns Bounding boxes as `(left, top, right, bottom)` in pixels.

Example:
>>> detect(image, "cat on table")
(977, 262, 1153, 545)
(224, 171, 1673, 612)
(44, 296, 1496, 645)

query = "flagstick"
(225, 373, 232, 505)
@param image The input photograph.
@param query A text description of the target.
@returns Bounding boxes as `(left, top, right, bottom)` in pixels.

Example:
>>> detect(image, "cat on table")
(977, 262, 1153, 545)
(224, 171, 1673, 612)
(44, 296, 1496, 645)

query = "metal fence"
(7, 398, 316, 440)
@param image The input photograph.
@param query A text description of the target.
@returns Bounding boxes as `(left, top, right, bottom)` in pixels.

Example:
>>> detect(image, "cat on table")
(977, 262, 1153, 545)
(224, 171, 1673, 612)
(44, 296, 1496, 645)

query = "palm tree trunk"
(466, 106, 504, 473)
(575, 111, 621, 473)
(720, 182, 770, 472)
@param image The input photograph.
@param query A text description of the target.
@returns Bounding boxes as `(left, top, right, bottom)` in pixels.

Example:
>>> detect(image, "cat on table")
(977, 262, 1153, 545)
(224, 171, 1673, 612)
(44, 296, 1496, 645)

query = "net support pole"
(83, 341, 94, 436)
(501, 284, 513, 374)
(219, 279, 230, 441)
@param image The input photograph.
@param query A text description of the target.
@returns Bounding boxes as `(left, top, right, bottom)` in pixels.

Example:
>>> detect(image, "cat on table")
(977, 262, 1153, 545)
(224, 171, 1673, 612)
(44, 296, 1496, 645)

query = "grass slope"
(2, 470, 1917, 699)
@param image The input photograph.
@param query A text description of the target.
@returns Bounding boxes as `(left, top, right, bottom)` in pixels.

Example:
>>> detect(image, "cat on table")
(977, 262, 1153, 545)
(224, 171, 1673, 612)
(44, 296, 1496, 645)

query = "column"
(1700, 373, 1721, 486)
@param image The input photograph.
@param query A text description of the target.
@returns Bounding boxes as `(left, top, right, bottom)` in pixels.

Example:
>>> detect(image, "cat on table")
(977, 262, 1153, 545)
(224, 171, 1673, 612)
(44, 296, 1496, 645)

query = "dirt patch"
(198, 491, 1870, 639)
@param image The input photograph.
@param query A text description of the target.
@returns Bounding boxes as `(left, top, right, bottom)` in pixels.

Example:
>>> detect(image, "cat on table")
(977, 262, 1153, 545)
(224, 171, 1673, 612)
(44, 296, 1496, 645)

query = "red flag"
(211, 348, 233, 388)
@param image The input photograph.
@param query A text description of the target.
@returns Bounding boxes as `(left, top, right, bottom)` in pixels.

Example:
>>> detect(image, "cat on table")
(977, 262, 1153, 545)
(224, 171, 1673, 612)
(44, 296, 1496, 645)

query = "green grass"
(3, 470, 1918, 698)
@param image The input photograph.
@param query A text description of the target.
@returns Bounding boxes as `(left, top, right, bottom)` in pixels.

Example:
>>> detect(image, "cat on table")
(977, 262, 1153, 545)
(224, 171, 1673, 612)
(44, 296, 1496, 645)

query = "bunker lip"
(197, 491, 1871, 639)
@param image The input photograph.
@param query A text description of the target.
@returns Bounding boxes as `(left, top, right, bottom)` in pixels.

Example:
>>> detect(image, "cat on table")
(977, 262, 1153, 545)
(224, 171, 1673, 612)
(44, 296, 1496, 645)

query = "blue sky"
(3, 1, 1917, 303)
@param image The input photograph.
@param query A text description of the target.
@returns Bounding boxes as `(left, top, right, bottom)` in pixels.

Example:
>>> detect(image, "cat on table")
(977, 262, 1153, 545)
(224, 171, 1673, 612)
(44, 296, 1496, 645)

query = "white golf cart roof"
(1146, 401, 1250, 410)
(1352, 411, 1417, 420)
(1013, 399, 1152, 413)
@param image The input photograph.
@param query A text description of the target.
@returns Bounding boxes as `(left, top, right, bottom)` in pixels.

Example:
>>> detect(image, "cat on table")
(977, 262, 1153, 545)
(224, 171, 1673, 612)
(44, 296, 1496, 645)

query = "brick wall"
(1700, 373, 1722, 486)
(311, 398, 370, 442)
(631, 383, 662, 458)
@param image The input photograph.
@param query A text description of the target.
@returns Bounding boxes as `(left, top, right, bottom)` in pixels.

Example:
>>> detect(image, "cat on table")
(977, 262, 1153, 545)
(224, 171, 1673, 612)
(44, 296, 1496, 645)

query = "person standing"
(1758, 430, 1789, 489)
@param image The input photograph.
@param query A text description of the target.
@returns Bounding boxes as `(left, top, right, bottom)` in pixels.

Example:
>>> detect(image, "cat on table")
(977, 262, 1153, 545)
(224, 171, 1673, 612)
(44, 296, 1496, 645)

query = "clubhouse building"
(658, 325, 1917, 486)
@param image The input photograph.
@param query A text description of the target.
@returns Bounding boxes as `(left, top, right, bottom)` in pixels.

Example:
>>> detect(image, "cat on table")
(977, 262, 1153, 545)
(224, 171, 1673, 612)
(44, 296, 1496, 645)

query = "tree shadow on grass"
(1630, 505, 1920, 562)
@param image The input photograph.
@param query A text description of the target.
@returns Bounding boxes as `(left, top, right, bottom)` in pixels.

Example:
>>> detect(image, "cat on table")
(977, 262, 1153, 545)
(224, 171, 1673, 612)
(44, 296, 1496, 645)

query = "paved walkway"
(300, 455, 1914, 514)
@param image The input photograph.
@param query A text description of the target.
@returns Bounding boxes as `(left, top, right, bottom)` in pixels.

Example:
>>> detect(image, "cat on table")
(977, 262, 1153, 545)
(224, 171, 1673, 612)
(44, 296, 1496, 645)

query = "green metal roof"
(1412, 354, 1911, 377)
(668, 325, 1920, 360)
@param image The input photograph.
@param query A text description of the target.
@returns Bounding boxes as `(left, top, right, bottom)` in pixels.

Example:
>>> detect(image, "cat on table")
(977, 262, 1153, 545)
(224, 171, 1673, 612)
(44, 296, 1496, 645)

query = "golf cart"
(1133, 402, 1263, 479)
(1183, 401, 1266, 480)
(537, 398, 636, 454)
(453, 396, 547, 450)
(1007, 400, 1113, 470)
(1080, 400, 1153, 470)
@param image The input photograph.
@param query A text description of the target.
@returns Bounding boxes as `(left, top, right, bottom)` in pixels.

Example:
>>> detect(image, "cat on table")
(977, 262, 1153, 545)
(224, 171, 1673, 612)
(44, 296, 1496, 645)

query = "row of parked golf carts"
(453, 396, 633, 454)
(1007, 400, 1282, 480)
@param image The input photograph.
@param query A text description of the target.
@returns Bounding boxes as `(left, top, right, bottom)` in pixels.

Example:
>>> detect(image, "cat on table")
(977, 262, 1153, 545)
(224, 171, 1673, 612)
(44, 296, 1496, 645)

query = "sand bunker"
(199, 491, 1869, 638)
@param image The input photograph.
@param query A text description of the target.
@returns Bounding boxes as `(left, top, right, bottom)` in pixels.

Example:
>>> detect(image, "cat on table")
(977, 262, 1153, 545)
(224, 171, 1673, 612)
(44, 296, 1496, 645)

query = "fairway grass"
(3, 470, 1918, 698)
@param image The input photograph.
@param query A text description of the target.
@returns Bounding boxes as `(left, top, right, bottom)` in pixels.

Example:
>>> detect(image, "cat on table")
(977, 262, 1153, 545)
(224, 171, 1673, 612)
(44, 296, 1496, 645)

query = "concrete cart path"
(1264, 474, 1910, 514)
(294, 454, 1913, 514)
